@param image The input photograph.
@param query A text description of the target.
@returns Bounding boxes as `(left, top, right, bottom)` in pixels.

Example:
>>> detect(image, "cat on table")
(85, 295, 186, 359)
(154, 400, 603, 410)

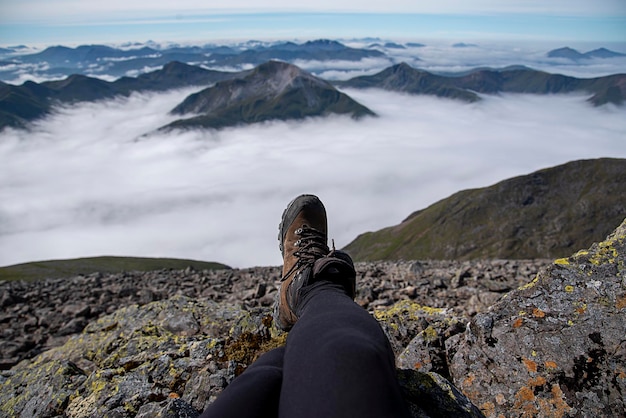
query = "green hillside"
(0, 256, 229, 281)
(344, 158, 626, 261)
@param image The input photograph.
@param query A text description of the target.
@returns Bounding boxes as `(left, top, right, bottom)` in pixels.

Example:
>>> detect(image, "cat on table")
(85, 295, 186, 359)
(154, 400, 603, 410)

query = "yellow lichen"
(591, 241, 619, 265)
(518, 275, 539, 291)
(422, 326, 438, 343)
(373, 300, 445, 322)
(564, 285, 574, 293)
(554, 258, 570, 265)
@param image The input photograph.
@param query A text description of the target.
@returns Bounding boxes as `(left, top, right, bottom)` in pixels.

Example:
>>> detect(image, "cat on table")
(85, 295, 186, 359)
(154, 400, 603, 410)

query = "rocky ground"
(1, 218, 625, 418)
(0, 259, 549, 370)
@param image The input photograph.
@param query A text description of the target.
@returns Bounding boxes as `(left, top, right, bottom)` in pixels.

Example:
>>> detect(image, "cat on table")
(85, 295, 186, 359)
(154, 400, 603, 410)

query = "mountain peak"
(302, 39, 345, 50)
(164, 61, 374, 130)
(250, 60, 330, 92)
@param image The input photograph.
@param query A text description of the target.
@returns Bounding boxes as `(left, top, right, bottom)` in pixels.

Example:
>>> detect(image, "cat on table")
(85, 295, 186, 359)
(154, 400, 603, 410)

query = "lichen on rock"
(448, 217, 626, 417)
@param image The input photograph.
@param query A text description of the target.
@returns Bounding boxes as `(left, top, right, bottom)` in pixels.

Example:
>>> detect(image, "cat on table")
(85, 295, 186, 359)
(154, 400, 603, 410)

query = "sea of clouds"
(1, 84, 625, 268)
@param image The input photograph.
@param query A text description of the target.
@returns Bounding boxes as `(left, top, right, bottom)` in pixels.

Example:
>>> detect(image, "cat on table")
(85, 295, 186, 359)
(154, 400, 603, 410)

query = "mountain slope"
(344, 158, 626, 261)
(337, 62, 480, 102)
(162, 61, 375, 130)
(338, 63, 626, 106)
(0, 62, 240, 130)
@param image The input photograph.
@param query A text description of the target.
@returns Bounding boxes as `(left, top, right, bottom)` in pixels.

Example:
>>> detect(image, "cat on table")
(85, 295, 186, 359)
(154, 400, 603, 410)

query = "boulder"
(448, 218, 626, 417)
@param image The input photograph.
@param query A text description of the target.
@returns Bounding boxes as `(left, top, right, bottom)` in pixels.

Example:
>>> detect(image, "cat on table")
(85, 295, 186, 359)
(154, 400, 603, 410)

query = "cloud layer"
(1, 87, 625, 268)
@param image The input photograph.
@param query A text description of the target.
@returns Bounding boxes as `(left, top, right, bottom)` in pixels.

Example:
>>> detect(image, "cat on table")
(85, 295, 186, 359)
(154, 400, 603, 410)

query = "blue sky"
(1, 1, 625, 46)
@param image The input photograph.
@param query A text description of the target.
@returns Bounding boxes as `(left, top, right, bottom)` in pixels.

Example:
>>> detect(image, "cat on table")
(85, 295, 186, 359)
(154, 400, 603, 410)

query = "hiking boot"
(274, 194, 357, 331)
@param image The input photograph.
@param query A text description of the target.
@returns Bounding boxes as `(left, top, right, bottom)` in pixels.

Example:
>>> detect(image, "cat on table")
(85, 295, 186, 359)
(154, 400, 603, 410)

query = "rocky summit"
(0, 218, 624, 417)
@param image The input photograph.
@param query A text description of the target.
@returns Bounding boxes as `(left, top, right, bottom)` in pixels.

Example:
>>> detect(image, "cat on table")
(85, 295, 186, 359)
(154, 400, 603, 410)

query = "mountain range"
(0, 62, 242, 130)
(2, 60, 624, 132)
(2, 40, 625, 84)
(337, 62, 626, 106)
(0, 40, 384, 81)
(344, 158, 626, 261)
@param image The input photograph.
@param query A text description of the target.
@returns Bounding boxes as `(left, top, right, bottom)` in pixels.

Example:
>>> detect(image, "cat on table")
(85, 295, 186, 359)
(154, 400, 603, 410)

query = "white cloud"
(1, 87, 625, 268)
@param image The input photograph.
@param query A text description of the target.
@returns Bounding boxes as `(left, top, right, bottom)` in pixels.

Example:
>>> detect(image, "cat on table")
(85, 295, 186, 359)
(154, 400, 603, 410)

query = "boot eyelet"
(295, 228, 303, 235)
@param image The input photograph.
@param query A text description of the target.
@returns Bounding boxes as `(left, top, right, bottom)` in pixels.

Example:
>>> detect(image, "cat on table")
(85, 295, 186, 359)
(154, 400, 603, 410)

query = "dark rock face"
(448, 219, 626, 417)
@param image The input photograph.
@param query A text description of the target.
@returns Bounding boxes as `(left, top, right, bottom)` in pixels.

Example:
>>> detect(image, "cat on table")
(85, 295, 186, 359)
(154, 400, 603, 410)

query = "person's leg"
(279, 281, 411, 418)
(199, 346, 284, 418)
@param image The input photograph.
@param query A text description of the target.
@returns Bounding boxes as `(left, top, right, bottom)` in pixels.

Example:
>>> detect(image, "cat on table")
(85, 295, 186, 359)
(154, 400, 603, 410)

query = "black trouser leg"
(199, 346, 284, 418)
(279, 282, 411, 418)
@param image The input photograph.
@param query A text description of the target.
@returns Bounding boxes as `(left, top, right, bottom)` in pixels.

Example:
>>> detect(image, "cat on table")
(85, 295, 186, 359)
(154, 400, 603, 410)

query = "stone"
(136, 398, 201, 418)
(0, 294, 480, 417)
(448, 218, 626, 417)
(0, 252, 565, 417)
(398, 369, 485, 418)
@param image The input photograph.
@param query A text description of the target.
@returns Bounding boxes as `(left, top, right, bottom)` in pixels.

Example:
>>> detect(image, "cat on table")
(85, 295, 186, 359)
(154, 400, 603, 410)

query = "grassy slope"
(344, 158, 626, 261)
(0, 256, 229, 282)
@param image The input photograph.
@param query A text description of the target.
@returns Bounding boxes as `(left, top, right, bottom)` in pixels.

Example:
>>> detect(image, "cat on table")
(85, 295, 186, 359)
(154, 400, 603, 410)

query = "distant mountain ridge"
(337, 62, 626, 106)
(344, 158, 626, 261)
(0, 60, 374, 132)
(161, 61, 375, 131)
(2, 60, 624, 132)
(547, 47, 626, 60)
(0, 39, 384, 81)
(0, 62, 242, 130)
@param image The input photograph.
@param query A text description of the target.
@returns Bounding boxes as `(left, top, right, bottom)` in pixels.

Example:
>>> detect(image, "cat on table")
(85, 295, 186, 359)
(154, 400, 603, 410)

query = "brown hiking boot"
(274, 194, 357, 331)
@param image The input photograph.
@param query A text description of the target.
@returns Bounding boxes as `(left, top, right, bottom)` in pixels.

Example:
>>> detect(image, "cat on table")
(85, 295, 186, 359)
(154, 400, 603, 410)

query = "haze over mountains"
(2, 39, 626, 84)
(1, 38, 625, 268)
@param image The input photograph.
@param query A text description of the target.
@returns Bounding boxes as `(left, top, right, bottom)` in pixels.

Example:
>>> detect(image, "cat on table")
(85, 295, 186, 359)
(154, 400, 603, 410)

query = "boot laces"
(282, 225, 329, 281)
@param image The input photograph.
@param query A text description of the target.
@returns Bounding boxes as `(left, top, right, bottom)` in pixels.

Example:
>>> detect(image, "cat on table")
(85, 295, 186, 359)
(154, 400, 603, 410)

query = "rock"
(135, 398, 201, 418)
(0, 294, 480, 417)
(57, 317, 88, 336)
(0, 254, 565, 417)
(398, 369, 485, 418)
(373, 299, 465, 370)
(448, 218, 626, 417)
